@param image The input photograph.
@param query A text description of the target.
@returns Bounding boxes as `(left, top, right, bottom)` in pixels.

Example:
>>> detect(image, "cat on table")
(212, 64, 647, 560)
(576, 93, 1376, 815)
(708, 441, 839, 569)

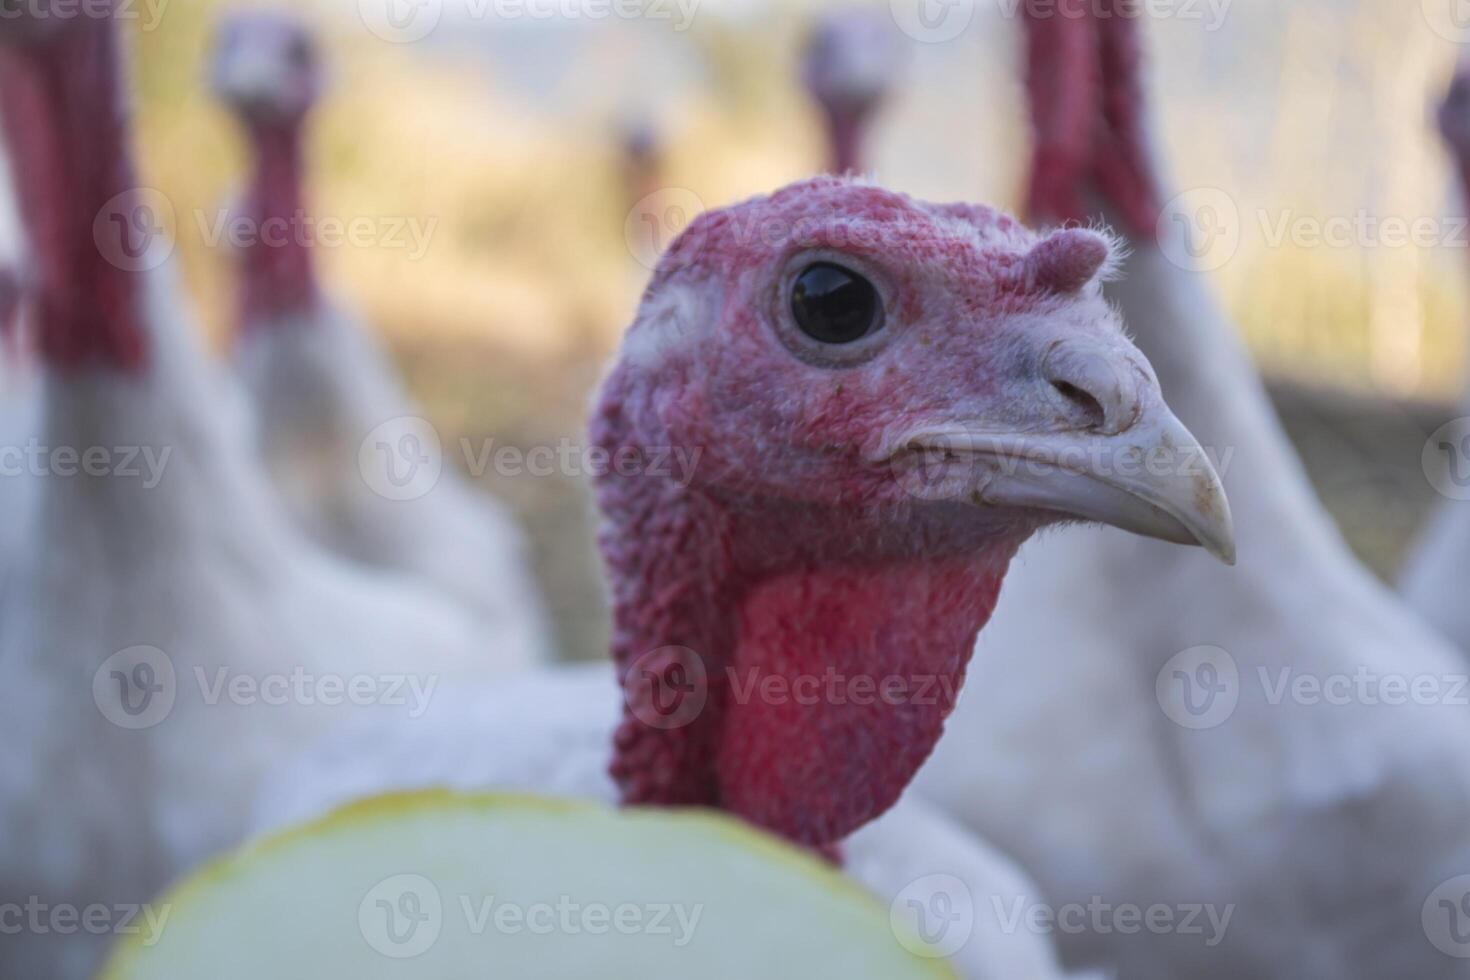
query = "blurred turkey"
(212, 12, 551, 667)
(1398, 55, 1470, 652)
(800, 9, 903, 174)
(0, 9, 499, 977)
(917, 5, 1470, 978)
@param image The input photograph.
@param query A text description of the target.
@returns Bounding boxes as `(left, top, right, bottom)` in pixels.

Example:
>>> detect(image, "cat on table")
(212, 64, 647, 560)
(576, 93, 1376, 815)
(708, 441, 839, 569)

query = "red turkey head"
(211, 12, 322, 127)
(594, 177, 1233, 850)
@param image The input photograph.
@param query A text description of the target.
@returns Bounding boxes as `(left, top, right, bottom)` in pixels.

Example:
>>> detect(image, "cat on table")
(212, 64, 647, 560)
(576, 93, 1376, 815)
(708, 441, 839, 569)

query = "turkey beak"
(897, 403, 1236, 566)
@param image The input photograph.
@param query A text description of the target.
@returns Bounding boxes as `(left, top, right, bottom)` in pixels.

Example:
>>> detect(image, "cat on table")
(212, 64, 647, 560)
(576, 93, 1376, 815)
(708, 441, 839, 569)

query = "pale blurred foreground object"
(102, 791, 954, 980)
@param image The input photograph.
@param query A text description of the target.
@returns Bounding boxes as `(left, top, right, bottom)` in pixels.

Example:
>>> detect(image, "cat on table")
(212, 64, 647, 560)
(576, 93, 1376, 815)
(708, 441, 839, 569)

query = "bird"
(1397, 56, 1470, 651)
(916, 5, 1470, 978)
(211, 12, 551, 668)
(0, 10, 501, 978)
(251, 173, 1235, 979)
(800, 10, 903, 174)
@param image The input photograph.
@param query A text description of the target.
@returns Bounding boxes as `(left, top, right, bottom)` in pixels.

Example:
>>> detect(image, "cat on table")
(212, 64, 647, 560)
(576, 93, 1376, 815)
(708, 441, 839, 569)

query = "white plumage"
(214, 13, 551, 667)
(917, 19, 1470, 979)
(251, 665, 1091, 980)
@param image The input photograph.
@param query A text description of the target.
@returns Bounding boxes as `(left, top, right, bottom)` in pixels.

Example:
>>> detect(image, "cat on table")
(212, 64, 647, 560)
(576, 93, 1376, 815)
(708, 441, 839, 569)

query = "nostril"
(1050, 379, 1108, 431)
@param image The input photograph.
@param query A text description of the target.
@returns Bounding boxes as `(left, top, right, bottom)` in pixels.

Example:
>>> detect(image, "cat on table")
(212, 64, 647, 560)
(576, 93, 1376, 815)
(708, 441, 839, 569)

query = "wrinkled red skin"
(236, 118, 319, 328)
(0, 18, 148, 373)
(593, 179, 1103, 851)
(1023, 0, 1162, 236)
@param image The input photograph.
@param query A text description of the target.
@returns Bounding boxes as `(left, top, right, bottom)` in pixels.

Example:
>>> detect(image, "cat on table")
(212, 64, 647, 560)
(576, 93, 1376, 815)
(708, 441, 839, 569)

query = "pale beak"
(894, 404, 1236, 565)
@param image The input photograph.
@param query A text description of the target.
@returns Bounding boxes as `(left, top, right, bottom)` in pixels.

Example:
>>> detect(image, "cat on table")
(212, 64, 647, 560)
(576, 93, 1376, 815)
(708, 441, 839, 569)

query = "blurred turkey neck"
(0, 22, 149, 373)
(822, 103, 870, 175)
(239, 117, 317, 326)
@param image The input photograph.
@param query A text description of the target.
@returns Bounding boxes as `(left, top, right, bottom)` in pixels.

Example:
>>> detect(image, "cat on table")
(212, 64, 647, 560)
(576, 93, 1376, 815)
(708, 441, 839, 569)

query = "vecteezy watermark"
(1156, 645, 1240, 730)
(1421, 0, 1470, 44)
(358, 874, 704, 958)
(358, 417, 705, 502)
(0, 440, 172, 488)
(625, 187, 706, 270)
(92, 647, 441, 730)
(1424, 875, 1470, 958)
(890, 430, 1235, 505)
(890, 874, 974, 959)
(888, 0, 976, 44)
(93, 188, 177, 273)
(994, 0, 1232, 29)
(1156, 645, 1470, 729)
(0, 897, 171, 946)
(992, 895, 1234, 948)
(1159, 189, 1470, 272)
(357, 0, 699, 45)
(1423, 417, 1470, 501)
(0, 0, 170, 32)
(623, 652, 963, 731)
(194, 210, 439, 263)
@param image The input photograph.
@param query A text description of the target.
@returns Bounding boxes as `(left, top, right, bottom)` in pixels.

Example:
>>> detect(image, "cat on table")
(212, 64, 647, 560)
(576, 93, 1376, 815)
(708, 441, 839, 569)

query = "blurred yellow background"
(106, 0, 1470, 657)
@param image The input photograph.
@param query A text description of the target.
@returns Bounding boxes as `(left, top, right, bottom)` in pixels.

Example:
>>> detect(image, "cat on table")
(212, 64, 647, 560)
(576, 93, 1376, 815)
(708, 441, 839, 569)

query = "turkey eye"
(791, 262, 881, 345)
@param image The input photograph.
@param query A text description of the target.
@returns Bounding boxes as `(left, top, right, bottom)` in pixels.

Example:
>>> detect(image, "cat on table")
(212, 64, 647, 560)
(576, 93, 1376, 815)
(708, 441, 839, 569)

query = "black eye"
(791, 262, 882, 345)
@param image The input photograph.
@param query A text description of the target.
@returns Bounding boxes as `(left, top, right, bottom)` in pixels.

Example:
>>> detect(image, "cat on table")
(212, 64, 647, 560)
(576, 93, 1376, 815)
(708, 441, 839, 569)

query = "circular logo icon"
(93, 189, 176, 273)
(358, 0, 444, 43)
(93, 646, 177, 730)
(1422, 0, 1470, 43)
(1156, 187, 1241, 273)
(886, 423, 987, 503)
(1155, 645, 1239, 730)
(359, 416, 444, 502)
(890, 873, 974, 959)
(1424, 875, 1470, 958)
(359, 873, 443, 958)
(624, 187, 706, 271)
(889, 0, 975, 44)
(623, 646, 708, 731)
(1423, 418, 1470, 501)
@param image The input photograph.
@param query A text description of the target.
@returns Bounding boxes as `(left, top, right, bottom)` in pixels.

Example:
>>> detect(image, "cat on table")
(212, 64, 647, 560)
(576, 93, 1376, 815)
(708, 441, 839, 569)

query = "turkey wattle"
(252, 175, 1233, 979)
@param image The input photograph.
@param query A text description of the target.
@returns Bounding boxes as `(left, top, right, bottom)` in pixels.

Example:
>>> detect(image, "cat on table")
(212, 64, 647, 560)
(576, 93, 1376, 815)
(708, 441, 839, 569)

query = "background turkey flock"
(6, 0, 1470, 978)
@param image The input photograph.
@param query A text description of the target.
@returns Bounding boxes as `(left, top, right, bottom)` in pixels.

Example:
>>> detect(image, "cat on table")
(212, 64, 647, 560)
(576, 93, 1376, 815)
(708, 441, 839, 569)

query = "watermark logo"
(94, 188, 176, 273)
(1156, 645, 1239, 729)
(1157, 187, 1240, 273)
(93, 646, 176, 730)
(1423, 0, 1470, 43)
(625, 187, 705, 270)
(359, 416, 444, 502)
(890, 874, 974, 959)
(359, 0, 443, 43)
(624, 645, 708, 731)
(889, 0, 975, 43)
(1423, 418, 1470, 501)
(360, 874, 443, 958)
(1424, 875, 1470, 958)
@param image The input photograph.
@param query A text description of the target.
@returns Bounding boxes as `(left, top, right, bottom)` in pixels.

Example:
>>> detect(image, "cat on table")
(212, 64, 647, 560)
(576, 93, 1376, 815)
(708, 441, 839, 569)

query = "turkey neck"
(238, 117, 317, 327)
(594, 396, 1019, 851)
(821, 103, 870, 175)
(0, 21, 148, 373)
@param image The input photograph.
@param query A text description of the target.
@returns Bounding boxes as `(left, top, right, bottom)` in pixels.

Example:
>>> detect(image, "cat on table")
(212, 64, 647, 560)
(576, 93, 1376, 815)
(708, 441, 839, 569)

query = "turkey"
(917, 5, 1470, 978)
(0, 8, 498, 978)
(211, 12, 550, 667)
(1398, 55, 1470, 650)
(801, 10, 903, 174)
(253, 175, 1235, 979)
